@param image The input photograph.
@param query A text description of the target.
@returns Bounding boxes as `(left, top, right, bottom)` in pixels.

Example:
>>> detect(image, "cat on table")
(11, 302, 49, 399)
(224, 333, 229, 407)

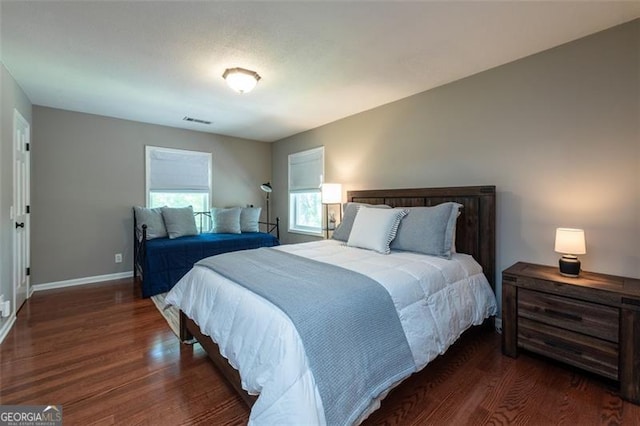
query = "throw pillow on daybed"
(134, 206, 168, 239)
(210, 207, 242, 234)
(239, 207, 262, 233)
(161, 206, 199, 239)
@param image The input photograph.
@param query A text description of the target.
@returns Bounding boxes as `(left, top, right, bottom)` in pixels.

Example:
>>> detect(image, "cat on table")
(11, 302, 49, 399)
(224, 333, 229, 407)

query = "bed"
(134, 210, 280, 298)
(166, 186, 497, 424)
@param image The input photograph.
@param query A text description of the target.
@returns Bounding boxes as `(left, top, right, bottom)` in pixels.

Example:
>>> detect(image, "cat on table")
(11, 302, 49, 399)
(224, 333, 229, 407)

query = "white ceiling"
(1, 1, 639, 142)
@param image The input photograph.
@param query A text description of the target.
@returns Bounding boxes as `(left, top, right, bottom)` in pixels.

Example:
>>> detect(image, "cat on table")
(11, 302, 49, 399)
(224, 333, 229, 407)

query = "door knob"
(15, 222, 24, 229)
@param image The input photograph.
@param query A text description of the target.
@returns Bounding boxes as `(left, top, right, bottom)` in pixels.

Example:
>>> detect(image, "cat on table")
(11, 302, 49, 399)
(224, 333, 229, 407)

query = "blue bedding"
(141, 232, 279, 297)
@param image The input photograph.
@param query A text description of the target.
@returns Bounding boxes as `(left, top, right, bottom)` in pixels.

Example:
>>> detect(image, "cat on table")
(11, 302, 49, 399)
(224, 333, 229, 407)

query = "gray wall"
(32, 107, 271, 284)
(272, 20, 640, 306)
(0, 63, 33, 319)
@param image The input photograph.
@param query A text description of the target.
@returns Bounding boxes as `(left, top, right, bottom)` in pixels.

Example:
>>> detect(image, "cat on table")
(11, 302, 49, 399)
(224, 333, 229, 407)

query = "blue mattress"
(141, 232, 279, 297)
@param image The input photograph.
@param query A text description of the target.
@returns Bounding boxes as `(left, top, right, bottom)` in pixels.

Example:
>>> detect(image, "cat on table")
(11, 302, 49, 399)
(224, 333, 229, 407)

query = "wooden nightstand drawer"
(518, 288, 619, 343)
(513, 275, 621, 306)
(518, 318, 618, 380)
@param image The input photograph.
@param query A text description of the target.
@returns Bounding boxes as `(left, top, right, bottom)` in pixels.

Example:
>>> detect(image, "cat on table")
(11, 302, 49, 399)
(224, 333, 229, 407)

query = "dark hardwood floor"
(1, 279, 639, 425)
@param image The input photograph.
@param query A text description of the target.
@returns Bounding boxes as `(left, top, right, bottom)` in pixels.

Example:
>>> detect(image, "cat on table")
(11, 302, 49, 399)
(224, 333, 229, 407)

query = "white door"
(13, 109, 30, 313)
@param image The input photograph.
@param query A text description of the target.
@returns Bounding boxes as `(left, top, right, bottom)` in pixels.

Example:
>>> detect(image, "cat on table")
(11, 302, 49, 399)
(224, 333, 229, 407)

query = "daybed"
(133, 208, 279, 298)
(166, 186, 497, 425)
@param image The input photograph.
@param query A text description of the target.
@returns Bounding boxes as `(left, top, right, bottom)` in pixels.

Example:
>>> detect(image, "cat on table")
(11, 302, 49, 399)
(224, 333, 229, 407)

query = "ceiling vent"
(183, 116, 212, 125)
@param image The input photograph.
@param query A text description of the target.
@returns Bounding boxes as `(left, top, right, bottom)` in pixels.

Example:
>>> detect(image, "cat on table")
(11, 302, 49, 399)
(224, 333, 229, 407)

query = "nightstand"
(502, 262, 640, 404)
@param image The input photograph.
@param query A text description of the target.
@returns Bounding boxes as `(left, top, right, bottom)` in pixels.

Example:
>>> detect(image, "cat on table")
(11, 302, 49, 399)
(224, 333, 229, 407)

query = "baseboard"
(494, 317, 502, 334)
(0, 314, 17, 345)
(32, 271, 133, 292)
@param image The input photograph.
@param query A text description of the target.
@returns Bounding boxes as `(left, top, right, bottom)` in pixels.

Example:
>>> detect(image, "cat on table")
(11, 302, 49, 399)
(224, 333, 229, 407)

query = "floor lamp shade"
(260, 182, 272, 193)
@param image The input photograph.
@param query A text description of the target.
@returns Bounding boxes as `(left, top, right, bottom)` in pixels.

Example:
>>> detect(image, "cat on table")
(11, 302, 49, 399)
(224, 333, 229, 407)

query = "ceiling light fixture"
(222, 67, 261, 94)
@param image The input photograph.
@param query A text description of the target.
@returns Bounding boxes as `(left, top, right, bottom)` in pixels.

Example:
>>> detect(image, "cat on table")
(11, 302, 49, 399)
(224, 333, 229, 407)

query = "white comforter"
(165, 240, 497, 425)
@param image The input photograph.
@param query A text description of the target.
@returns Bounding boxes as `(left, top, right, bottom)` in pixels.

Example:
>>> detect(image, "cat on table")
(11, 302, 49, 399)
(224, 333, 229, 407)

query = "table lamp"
(554, 228, 586, 277)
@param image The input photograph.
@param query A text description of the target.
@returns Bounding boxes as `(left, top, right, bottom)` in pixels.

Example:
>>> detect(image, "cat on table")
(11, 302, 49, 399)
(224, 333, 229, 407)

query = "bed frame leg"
(179, 310, 193, 342)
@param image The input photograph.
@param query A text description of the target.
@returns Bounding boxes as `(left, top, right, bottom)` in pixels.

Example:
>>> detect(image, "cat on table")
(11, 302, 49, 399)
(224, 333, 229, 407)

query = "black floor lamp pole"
(266, 192, 270, 225)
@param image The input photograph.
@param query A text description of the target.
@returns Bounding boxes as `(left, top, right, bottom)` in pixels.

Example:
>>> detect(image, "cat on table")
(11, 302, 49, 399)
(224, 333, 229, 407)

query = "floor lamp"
(260, 182, 272, 224)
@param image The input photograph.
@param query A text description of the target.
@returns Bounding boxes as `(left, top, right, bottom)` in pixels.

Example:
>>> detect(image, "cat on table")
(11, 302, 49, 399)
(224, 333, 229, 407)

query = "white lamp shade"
(554, 228, 586, 255)
(321, 183, 342, 204)
(223, 68, 261, 93)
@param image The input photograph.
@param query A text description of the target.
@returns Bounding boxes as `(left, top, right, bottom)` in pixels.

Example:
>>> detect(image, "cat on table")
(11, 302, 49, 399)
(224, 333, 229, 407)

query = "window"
(288, 146, 324, 235)
(146, 146, 212, 229)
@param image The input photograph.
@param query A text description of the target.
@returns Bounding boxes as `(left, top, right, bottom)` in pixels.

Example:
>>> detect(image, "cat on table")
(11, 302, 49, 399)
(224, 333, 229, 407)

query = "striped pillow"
(347, 207, 408, 254)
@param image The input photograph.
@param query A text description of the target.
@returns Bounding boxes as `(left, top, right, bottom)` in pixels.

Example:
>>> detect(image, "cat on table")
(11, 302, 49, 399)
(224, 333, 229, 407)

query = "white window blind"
(147, 146, 211, 192)
(145, 146, 212, 228)
(289, 147, 324, 192)
(288, 147, 324, 235)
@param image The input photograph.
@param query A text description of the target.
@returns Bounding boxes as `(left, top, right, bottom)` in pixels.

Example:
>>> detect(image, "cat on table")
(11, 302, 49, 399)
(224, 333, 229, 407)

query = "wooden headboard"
(347, 186, 496, 290)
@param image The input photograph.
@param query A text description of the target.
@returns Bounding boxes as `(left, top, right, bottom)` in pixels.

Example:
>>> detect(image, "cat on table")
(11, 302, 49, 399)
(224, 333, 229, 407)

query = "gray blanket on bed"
(196, 247, 416, 426)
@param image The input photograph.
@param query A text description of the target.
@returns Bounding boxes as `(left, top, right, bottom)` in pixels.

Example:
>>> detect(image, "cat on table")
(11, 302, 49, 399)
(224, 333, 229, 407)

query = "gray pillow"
(332, 202, 391, 242)
(390, 202, 462, 259)
(134, 206, 167, 239)
(240, 207, 261, 232)
(210, 207, 242, 234)
(161, 206, 198, 239)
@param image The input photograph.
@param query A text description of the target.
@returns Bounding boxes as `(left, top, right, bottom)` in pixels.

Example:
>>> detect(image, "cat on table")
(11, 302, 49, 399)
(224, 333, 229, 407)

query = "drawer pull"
(543, 308, 582, 322)
(544, 339, 583, 356)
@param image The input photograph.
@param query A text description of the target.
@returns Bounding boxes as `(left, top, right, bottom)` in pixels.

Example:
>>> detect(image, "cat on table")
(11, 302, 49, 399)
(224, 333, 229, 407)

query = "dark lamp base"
(559, 255, 581, 277)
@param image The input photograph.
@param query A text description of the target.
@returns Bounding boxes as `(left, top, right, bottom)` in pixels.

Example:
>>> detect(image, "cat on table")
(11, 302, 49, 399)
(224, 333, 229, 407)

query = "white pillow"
(347, 207, 408, 254)
(332, 202, 391, 242)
